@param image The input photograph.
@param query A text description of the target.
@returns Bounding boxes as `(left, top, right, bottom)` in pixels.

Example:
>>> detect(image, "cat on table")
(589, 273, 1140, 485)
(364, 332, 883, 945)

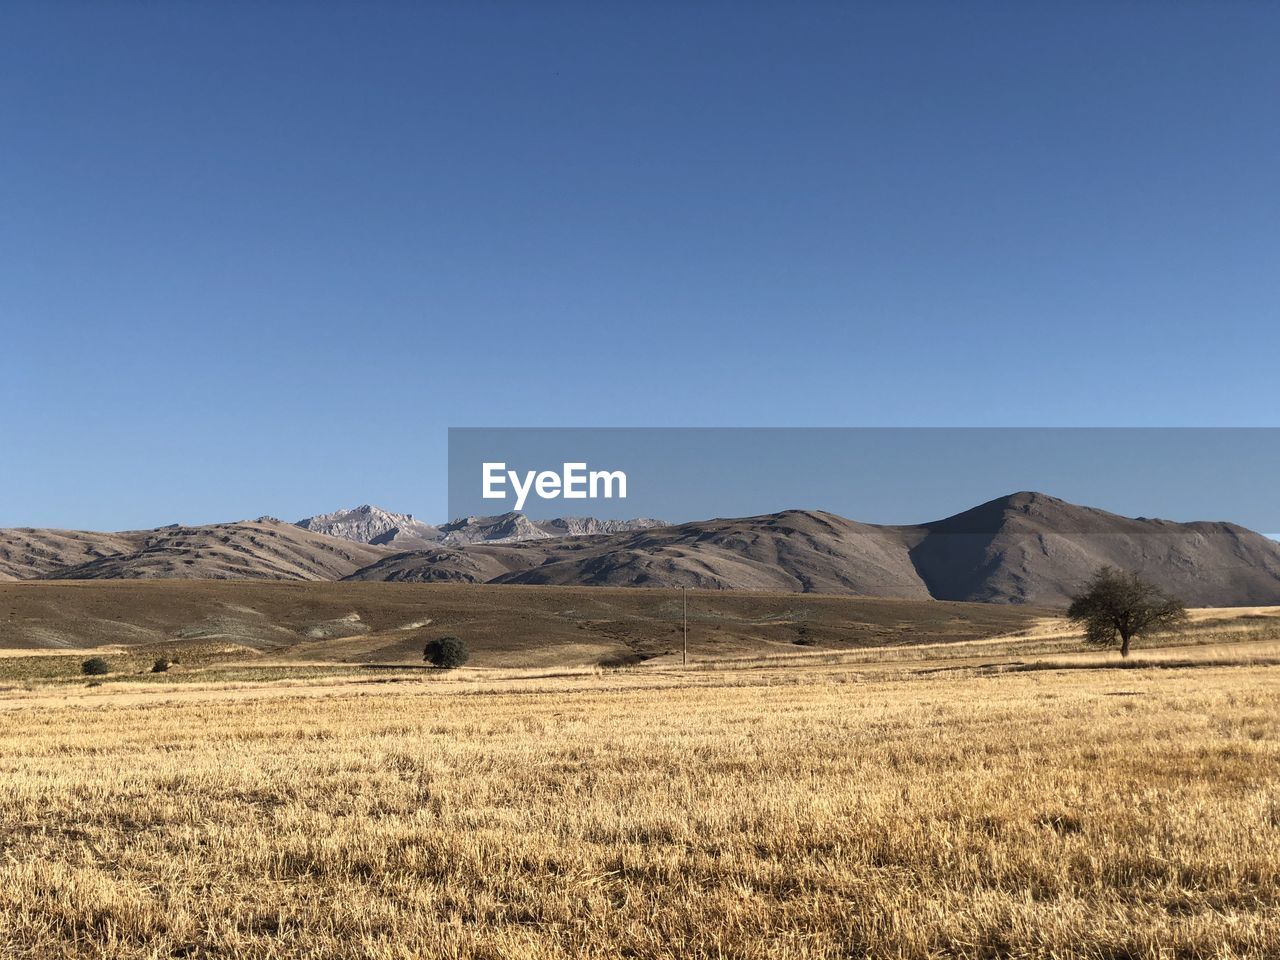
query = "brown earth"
(2, 519, 390, 582)
(0, 580, 1048, 667)
(0, 527, 146, 580)
(7, 493, 1280, 606)
(352, 493, 1280, 606)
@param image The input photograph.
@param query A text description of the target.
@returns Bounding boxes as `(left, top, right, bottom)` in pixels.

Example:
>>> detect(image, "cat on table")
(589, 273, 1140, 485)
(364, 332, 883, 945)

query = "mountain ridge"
(295, 505, 442, 549)
(347, 492, 1280, 606)
(294, 504, 667, 547)
(4, 493, 1280, 606)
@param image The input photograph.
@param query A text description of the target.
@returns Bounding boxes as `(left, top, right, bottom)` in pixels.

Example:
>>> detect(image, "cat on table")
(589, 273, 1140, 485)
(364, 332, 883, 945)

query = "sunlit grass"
(0, 655, 1277, 958)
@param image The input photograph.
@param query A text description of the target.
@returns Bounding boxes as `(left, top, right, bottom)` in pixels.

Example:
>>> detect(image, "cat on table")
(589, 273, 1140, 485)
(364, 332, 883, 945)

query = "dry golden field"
(1, 621, 1278, 959)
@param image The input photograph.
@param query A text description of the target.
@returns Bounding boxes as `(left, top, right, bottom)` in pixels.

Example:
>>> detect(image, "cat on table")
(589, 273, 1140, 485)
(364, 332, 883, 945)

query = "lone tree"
(423, 636, 470, 669)
(81, 657, 110, 676)
(1067, 567, 1187, 658)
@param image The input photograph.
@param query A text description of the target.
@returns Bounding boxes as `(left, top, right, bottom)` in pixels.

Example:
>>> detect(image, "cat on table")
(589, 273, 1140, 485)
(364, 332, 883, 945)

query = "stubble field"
(1, 652, 1277, 959)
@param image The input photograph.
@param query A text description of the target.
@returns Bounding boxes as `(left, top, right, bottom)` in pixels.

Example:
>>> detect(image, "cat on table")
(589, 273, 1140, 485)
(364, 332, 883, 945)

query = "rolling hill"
(0, 580, 1048, 665)
(0, 528, 145, 580)
(346, 511, 935, 597)
(5, 493, 1280, 606)
(495, 510, 933, 596)
(348, 493, 1280, 606)
(9, 520, 391, 582)
(902, 491, 1280, 605)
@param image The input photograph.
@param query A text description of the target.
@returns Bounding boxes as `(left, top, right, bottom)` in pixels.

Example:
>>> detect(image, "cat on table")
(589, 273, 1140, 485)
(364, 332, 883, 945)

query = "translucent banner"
(448, 427, 1280, 535)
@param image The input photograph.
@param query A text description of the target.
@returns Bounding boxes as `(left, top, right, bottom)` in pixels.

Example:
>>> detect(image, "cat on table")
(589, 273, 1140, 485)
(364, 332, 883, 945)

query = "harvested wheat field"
(0, 652, 1277, 959)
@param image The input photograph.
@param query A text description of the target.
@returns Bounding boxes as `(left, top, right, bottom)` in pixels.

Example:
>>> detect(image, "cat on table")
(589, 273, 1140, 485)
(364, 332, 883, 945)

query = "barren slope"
(41, 520, 391, 581)
(351, 510, 931, 597)
(0, 580, 1046, 666)
(419, 511, 667, 545)
(347, 543, 548, 584)
(904, 492, 1280, 605)
(347, 495, 1280, 607)
(9, 494, 1280, 606)
(0, 528, 147, 580)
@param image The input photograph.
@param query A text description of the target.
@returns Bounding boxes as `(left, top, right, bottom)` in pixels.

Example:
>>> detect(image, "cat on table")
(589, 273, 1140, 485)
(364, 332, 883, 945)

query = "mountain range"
(3, 493, 1279, 606)
(294, 504, 666, 548)
(0, 519, 387, 582)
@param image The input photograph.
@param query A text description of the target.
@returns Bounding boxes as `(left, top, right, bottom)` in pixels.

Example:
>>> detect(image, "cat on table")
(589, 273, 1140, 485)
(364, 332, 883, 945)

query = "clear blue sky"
(2, 2, 1277, 529)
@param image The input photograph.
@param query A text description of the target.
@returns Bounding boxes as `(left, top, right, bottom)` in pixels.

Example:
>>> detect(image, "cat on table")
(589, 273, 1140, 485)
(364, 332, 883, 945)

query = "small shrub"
(81, 657, 110, 676)
(151, 658, 171, 673)
(423, 636, 470, 669)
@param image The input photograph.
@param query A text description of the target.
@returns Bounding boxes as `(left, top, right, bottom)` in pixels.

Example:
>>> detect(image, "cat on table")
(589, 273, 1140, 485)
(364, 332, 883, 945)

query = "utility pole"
(682, 586, 688, 666)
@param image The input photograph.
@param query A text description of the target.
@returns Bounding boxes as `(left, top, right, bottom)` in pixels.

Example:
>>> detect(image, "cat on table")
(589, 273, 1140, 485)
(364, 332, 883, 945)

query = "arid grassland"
(0, 660, 1277, 959)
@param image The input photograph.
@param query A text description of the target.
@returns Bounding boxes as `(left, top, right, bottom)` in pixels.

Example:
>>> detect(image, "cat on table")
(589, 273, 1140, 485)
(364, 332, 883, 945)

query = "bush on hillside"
(423, 636, 470, 669)
(81, 657, 111, 676)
